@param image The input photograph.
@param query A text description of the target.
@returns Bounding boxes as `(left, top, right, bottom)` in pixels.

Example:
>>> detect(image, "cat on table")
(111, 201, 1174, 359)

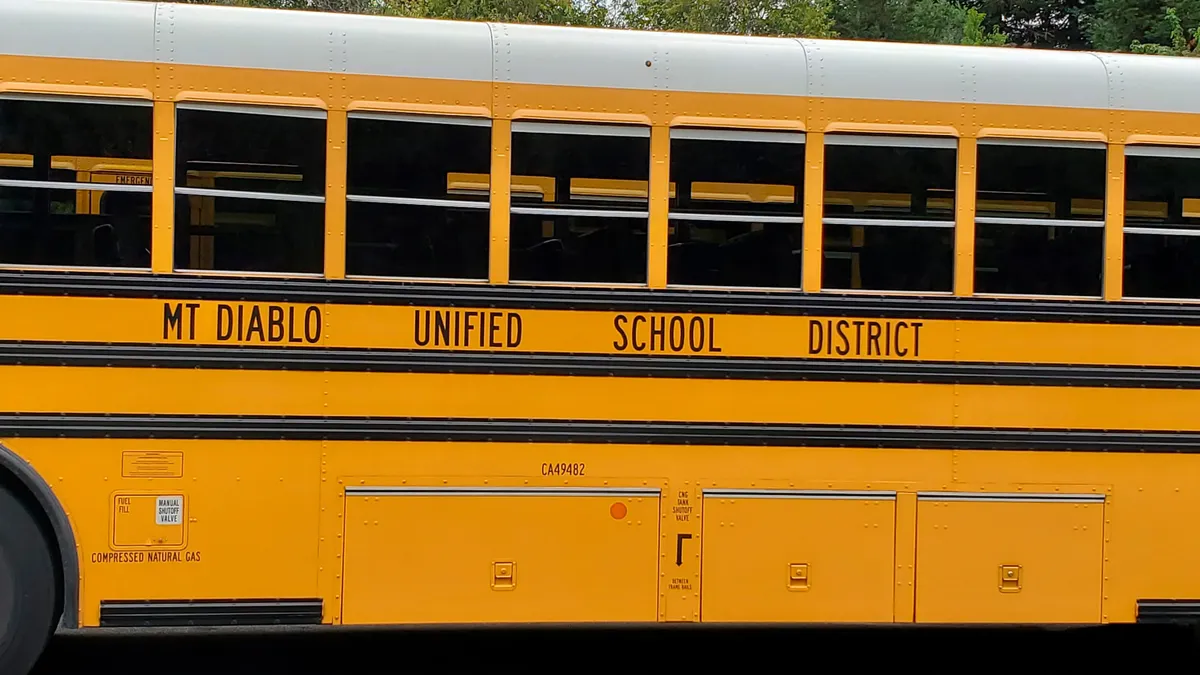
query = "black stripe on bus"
(2, 341, 1199, 389)
(3, 269, 1200, 325)
(3, 414, 1198, 452)
(98, 599, 323, 628)
(1137, 600, 1200, 624)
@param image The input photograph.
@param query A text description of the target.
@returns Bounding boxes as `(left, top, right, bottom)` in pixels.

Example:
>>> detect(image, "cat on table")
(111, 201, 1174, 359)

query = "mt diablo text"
(158, 300, 927, 360)
(163, 302, 322, 344)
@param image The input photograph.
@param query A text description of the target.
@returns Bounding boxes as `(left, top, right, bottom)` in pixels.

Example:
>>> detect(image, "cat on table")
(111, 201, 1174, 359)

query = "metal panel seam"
(917, 491, 1106, 502)
(795, 38, 816, 102)
(486, 20, 497, 118)
(703, 489, 896, 500)
(1090, 52, 1114, 112)
(345, 486, 661, 496)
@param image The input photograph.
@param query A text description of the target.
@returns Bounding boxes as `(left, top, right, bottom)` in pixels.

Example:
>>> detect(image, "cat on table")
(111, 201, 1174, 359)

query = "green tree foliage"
(144, 0, 394, 11)
(1125, 7, 1200, 54)
(391, 0, 610, 25)
(149, 0, 1013, 48)
(142, 0, 612, 26)
(961, 7, 1008, 44)
(833, 0, 1006, 45)
(1092, 0, 1200, 52)
(139, 0, 1200, 57)
(965, 0, 1093, 49)
(172, 0, 391, 9)
(148, 0, 841, 34)
(618, 0, 836, 38)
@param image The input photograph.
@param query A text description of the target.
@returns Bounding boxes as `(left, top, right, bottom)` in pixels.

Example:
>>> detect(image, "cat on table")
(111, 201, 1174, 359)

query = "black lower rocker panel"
(98, 598, 323, 627)
(1136, 600, 1200, 624)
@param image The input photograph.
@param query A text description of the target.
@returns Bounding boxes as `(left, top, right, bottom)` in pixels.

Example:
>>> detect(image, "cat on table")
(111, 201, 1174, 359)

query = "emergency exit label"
(156, 496, 183, 526)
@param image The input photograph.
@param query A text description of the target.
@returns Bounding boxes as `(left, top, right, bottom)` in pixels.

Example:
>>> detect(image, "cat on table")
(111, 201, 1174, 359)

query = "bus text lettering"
(807, 319, 923, 358)
(162, 302, 321, 344)
(216, 304, 321, 344)
(163, 302, 201, 340)
(413, 309, 523, 349)
(612, 314, 722, 354)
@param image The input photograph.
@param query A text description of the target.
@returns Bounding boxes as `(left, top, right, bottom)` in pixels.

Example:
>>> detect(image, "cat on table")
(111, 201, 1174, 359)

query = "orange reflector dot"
(610, 502, 628, 520)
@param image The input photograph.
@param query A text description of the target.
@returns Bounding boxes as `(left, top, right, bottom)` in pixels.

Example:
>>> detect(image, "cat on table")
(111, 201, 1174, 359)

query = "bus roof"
(0, 0, 1196, 115)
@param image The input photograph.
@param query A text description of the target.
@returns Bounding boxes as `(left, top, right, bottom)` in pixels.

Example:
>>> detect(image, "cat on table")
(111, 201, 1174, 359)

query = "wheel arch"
(0, 441, 80, 630)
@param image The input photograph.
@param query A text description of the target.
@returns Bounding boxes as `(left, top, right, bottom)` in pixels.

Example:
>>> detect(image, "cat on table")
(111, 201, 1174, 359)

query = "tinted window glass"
(0, 98, 152, 268)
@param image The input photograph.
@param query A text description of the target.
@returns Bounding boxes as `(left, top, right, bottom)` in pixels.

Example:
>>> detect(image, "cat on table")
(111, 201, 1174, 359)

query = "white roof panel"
(497, 24, 805, 96)
(161, 2, 333, 74)
(0, 0, 154, 64)
(800, 38, 1109, 109)
(968, 46, 1108, 109)
(666, 33, 805, 97)
(802, 39, 968, 104)
(1100, 52, 1200, 114)
(495, 23, 661, 91)
(6, 0, 1200, 118)
(340, 13, 492, 82)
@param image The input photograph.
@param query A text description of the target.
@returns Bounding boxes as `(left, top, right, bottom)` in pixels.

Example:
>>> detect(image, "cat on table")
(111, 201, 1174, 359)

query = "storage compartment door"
(915, 493, 1105, 623)
(701, 489, 897, 622)
(342, 486, 660, 624)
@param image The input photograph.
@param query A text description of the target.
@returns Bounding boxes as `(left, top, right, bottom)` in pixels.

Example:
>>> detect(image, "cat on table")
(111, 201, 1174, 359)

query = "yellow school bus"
(4, 0, 1200, 670)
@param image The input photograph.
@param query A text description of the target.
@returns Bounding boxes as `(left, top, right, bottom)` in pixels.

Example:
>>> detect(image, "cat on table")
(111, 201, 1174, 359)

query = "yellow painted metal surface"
(1104, 143, 1126, 301)
(111, 493, 186, 548)
(323, 110, 349, 280)
(150, 100, 175, 274)
(6, 366, 1200, 434)
(701, 492, 896, 622)
(121, 451, 183, 479)
(488, 119, 512, 284)
(662, 483, 702, 622)
(801, 130, 824, 292)
(12, 436, 1199, 627)
(14, 439, 323, 627)
(952, 137, 977, 297)
(3, 31, 1200, 632)
(647, 125, 670, 289)
(341, 487, 660, 624)
(893, 492, 918, 622)
(6, 295, 1200, 368)
(914, 496, 1105, 624)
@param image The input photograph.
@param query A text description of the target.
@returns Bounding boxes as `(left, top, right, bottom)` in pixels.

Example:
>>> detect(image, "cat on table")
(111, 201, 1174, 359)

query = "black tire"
(0, 485, 56, 675)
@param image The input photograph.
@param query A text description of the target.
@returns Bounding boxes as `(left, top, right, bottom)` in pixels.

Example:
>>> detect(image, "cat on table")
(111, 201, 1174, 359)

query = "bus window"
(0, 97, 152, 268)
(509, 121, 649, 284)
(974, 140, 1105, 297)
(1123, 146, 1200, 300)
(822, 135, 956, 293)
(667, 128, 804, 288)
(174, 104, 326, 274)
(346, 114, 490, 280)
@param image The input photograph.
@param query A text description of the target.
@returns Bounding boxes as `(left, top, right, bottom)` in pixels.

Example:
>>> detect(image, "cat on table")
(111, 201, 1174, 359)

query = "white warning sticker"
(156, 496, 183, 526)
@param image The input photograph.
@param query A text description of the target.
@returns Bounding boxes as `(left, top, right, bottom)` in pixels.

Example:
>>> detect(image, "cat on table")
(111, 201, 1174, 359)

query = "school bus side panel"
(10, 438, 323, 627)
(950, 450, 1200, 623)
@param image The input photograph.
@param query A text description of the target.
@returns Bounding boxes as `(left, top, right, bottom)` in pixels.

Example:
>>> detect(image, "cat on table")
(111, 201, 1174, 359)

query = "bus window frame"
(1120, 143, 1200, 302)
(172, 101, 329, 278)
(665, 126, 807, 293)
(971, 136, 1107, 300)
(506, 119, 653, 288)
(342, 111, 493, 285)
(0, 93, 155, 273)
(819, 133, 958, 296)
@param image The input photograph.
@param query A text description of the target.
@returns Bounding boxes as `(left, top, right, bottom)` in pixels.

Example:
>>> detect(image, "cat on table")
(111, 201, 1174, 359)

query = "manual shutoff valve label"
(156, 496, 183, 526)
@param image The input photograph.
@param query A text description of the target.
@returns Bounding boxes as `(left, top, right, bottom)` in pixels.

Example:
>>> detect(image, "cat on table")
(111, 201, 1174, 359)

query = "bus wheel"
(0, 485, 56, 675)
